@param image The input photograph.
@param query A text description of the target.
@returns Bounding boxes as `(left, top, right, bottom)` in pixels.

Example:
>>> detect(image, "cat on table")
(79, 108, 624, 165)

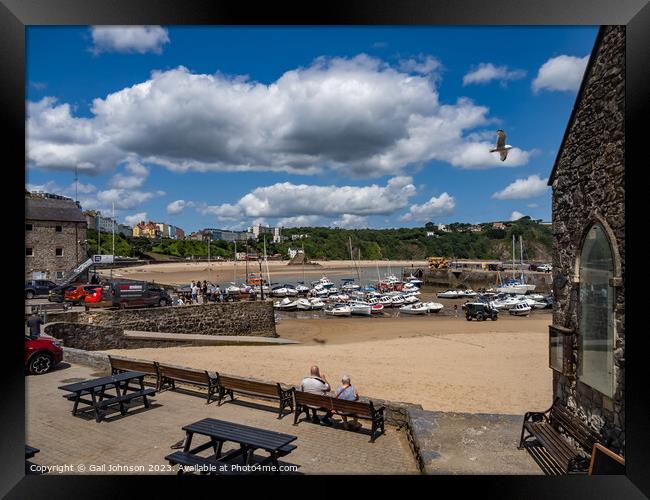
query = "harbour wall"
(423, 269, 553, 292)
(45, 301, 277, 340)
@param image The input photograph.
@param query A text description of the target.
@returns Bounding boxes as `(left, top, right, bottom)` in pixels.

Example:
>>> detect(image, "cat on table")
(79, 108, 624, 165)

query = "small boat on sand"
(324, 303, 352, 317)
(399, 303, 429, 315)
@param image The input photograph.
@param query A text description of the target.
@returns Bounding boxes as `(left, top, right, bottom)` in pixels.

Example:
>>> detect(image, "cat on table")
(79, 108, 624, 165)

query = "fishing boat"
(509, 302, 532, 316)
(391, 295, 405, 307)
(461, 289, 478, 298)
(295, 283, 310, 294)
(399, 302, 429, 315)
(284, 285, 299, 297)
(225, 283, 241, 294)
(492, 296, 521, 310)
(437, 290, 459, 299)
(273, 297, 298, 310)
(349, 301, 372, 316)
(423, 302, 444, 313)
(379, 295, 393, 307)
(324, 303, 352, 316)
(405, 274, 424, 288)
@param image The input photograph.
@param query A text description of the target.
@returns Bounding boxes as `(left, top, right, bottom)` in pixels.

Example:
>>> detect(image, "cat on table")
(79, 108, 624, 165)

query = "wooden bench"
(293, 391, 385, 442)
(108, 356, 161, 389)
(519, 398, 603, 474)
(216, 375, 295, 418)
(158, 364, 219, 404)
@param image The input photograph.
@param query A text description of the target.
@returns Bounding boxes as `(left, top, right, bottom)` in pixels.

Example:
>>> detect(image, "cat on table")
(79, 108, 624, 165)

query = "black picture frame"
(2, 0, 648, 497)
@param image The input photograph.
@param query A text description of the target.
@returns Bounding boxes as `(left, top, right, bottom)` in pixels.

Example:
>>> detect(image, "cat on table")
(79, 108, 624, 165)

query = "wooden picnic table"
(167, 418, 297, 474)
(58, 371, 156, 422)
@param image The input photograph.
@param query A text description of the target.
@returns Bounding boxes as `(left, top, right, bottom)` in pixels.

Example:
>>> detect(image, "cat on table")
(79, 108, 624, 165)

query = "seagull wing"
(500, 149, 508, 161)
(496, 131, 506, 149)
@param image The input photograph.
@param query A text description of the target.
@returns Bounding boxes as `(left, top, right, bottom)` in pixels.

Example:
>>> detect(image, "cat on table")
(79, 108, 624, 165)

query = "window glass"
(55, 225, 62, 232)
(55, 248, 63, 256)
(578, 224, 615, 397)
(26, 248, 33, 256)
(26, 223, 33, 231)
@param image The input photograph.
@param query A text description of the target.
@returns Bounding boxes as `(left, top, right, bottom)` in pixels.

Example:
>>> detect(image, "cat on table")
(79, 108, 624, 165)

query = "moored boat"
(399, 302, 429, 315)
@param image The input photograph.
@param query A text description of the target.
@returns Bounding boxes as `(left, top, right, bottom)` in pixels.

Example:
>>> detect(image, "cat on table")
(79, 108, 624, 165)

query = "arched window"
(578, 224, 615, 397)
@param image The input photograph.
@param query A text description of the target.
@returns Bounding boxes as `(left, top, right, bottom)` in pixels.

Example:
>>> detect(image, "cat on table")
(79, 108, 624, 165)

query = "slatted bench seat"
(519, 398, 603, 474)
(293, 391, 385, 442)
(96, 388, 156, 409)
(216, 375, 294, 418)
(158, 364, 219, 404)
(109, 356, 160, 388)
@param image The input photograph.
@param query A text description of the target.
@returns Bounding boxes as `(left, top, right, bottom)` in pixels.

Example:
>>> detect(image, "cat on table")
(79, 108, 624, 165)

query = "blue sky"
(26, 26, 598, 232)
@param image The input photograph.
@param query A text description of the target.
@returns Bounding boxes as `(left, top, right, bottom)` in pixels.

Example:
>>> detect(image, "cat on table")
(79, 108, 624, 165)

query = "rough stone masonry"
(550, 25, 625, 454)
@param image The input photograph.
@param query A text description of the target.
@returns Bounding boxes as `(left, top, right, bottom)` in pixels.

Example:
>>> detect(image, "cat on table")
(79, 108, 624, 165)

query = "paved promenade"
(26, 363, 418, 475)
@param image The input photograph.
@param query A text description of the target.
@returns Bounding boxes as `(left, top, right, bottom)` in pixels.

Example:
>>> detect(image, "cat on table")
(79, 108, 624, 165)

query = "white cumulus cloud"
(331, 214, 370, 229)
(197, 176, 416, 221)
(492, 174, 549, 200)
(90, 26, 170, 54)
(27, 55, 534, 178)
(510, 210, 525, 221)
(400, 192, 455, 221)
(166, 199, 193, 215)
(463, 63, 526, 86)
(124, 212, 147, 226)
(532, 55, 589, 93)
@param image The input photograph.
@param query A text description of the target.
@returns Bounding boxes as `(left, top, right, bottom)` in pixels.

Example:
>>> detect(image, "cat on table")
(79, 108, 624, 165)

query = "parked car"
(84, 285, 111, 308)
(537, 264, 553, 273)
(109, 281, 173, 309)
(64, 285, 95, 305)
(25, 336, 63, 375)
(25, 280, 58, 299)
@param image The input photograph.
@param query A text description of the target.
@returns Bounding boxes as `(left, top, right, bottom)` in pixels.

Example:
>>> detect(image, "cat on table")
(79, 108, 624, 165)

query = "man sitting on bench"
(299, 366, 332, 426)
(331, 375, 362, 431)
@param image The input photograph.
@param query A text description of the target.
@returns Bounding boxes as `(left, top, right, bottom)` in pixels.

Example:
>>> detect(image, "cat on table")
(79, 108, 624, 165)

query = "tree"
(425, 221, 435, 230)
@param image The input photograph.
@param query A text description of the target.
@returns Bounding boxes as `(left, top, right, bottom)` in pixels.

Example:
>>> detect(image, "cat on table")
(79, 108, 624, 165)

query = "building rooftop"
(25, 195, 86, 223)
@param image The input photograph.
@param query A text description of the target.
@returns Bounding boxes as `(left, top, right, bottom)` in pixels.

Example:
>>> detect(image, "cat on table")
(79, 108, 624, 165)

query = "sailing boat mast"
(263, 235, 271, 287)
(520, 235, 524, 283)
(512, 234, 515, 279)
(301, 241, 306, 285)
(234, 240, 237, 284)
(245, 242, 249, 283)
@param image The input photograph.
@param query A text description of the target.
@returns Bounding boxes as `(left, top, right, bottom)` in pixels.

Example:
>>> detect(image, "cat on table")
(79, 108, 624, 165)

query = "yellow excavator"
(428, 256, 450, 269)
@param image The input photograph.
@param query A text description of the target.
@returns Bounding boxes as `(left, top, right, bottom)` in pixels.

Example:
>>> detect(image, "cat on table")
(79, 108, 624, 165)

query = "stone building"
(25, 192, 87, 282)
(548, 26, 624, 454)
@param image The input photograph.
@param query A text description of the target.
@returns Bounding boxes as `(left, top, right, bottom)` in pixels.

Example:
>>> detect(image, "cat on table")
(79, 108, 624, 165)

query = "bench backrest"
(218, 375, 280, 397)
(108, 356, 159, 376)
(550, 400, 602, 452)
(158, 364, 212, 384)
(294, 391, 373, 417)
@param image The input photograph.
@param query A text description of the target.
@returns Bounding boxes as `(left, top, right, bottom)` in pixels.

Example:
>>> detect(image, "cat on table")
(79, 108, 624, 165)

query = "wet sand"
(106, 313, 553, 414)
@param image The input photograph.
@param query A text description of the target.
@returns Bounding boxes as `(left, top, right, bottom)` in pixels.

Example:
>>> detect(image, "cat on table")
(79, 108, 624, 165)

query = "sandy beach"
(105, 313, 553, 414)
(101, 260, 429, 286)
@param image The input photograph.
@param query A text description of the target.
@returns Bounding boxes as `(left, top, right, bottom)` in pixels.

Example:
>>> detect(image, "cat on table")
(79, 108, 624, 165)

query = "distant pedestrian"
(454, 304, 458, 317)
(191, 283, 198, 303)
(26, 312, 43, 339)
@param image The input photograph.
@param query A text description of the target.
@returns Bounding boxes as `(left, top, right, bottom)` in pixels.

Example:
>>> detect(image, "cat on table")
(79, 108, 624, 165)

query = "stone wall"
(48, 301, 276, 338)
(550, 26, 625, 454)
(424, 269, 553, 292)
(25, 219, 86, 282)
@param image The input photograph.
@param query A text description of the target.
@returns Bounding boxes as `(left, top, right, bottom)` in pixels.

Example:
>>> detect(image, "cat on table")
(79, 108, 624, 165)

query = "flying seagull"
(489, 129, 513, 161)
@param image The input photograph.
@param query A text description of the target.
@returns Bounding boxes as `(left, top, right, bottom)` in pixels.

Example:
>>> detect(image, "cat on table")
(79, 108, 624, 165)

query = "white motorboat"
(533, 301, 548, 309)
(271, 286, 289, 297)
(316, 276, 334, 288)
(437, 290, 459, 299)
(349, 301, 372, 316)
(405, 274, 423, 288)
(296, 298, 313, 310)
(403, 295, 420, 305)
(295, 284, 310, 294)
(309, 298, 325, 310)
(399, 302, 429, 315)
(526, 293, 545, 301)
(273, 297, 298, 310)
(327, 287, 340, 295)
(324, 303, 352, 316)
(313, 288, 330, 298)
(492, 296, 521, 310)
(462, 289, 477, 298)
(509, 302, 532, 316)
(225, 284, 241, 294)
(423, 302, 444, 313)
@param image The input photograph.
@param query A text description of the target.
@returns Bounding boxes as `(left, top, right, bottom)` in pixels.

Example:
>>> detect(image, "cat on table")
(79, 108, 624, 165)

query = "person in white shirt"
(300, 366, 332, 425)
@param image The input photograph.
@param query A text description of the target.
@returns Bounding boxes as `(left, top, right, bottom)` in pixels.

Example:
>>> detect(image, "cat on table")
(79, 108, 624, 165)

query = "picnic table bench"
(216, 375, 294, 418)
(165, 418, 297, 475)
(158, 364, 219, 404)
(59, 371, 156, 422)
(293, 391, 386, 442)
(519, 398, 603, 474)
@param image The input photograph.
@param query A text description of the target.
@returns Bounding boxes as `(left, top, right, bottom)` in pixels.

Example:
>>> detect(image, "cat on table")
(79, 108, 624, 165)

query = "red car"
(25, 336, 63, 375)
(84, 285, 111, 307)
(65, 284, 100, 305)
